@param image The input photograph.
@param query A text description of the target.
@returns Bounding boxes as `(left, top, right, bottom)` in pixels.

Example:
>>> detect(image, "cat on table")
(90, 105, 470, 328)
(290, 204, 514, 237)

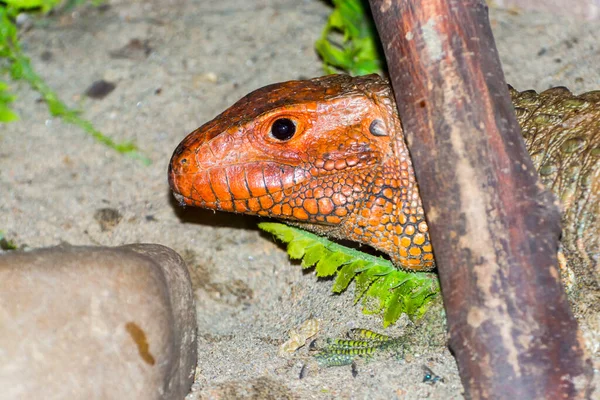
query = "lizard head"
(169, 74, 436, 271)
(169, 74, 398, 226)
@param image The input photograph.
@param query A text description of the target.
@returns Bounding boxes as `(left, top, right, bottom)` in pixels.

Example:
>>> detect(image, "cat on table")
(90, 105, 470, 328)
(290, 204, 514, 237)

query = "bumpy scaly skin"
(169, 74, 599, 277)
(511, 86, 599, 291)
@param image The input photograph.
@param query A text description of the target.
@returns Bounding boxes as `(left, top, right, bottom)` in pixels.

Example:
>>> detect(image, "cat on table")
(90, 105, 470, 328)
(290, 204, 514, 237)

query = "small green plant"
(3, 0, 61, 13)
(0, 1, 150, 163)
(0, 231, 18, 250)
(315, 0, 383, 75)
(0, 81, 18, 121)
(259, 223, 439, 325)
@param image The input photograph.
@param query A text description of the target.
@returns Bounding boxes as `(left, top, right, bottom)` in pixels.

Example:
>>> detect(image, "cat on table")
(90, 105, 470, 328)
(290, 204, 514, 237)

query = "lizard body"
(168, 74, 598, 288)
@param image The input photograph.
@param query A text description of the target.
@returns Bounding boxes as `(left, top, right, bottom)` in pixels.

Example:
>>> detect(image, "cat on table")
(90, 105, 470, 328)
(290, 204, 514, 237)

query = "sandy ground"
(1, 1, 599, 398)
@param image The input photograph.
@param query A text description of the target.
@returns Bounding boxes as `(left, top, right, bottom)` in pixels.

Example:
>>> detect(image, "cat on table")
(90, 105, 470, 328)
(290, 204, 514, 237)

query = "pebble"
(0, 244, 197, 400)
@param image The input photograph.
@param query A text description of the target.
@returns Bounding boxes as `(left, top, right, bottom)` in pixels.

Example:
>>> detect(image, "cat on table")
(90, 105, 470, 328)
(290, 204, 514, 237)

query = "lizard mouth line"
(170, 187, 341, 227)
(171, 192, 191, 207)
(170, 161, 375, 177)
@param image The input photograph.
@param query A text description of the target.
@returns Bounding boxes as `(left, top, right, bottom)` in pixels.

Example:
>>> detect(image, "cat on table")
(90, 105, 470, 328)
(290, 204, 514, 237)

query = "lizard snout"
(168, 141, 199, 205)
(169, 141, 194, 175)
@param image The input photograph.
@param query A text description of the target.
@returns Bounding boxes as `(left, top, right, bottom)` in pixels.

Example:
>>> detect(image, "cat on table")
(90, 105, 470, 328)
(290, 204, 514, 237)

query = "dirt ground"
(1, 1, 598, 399)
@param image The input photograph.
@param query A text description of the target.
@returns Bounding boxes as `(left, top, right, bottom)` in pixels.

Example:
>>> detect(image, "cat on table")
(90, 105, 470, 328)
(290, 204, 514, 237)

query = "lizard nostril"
(169, 148, 190, 177)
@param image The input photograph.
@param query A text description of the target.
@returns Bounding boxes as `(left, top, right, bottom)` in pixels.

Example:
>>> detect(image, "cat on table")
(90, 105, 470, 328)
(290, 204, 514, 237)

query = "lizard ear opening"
(369, 119, 387, 137)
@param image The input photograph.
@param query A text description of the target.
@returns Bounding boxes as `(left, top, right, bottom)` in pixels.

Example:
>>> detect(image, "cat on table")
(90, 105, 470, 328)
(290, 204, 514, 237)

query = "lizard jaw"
(171, 192, 190, 207)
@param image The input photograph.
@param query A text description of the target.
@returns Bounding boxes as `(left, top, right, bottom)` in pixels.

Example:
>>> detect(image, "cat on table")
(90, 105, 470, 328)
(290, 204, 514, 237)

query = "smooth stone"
(0, 244, 197, 400)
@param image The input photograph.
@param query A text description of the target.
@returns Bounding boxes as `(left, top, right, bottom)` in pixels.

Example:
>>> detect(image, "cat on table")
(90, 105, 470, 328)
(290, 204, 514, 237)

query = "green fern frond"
(259, 222, 439, 326)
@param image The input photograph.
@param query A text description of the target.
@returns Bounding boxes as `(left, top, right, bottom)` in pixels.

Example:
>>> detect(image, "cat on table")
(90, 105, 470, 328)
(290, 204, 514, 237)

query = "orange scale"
(335, 207, 348, 217)
(318, 198, 335, 215)
(282, 204, 293, 216)
(399, 213, 407, 225)
(271, 191, 284, 203)
(247, 197, 261, 212)
(375, 197, 387, 206)
(259, 196, 274, 210)
(233, 200, 249, 213)
(407, 258, 423, 267)
(326, 215, 341, 224)
(332, 193, 347, 206)
(293, 207, 309, 220)
(409, 247, 422, 257)
(413, 233, 426, 246)
(303, 198, 318, 215)
(400, 237, 412, 248)
(271, 204, 282, 215)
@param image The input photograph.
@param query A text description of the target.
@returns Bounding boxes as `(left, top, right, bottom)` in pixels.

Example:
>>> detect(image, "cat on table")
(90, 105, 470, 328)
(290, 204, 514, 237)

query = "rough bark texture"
(368, 0, 593, 398)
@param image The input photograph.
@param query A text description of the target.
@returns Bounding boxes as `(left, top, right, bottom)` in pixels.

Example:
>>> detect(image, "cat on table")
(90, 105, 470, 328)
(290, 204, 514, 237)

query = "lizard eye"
(270, 118, 296, 141)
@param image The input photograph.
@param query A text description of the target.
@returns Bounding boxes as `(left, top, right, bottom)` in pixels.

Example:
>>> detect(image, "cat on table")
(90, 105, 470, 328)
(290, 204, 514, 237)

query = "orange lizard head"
(169, 74, 396, 224)
(168, 74, 435, 271)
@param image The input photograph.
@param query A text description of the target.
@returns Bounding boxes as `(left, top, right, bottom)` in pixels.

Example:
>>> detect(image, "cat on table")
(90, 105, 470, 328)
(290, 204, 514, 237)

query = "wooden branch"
(367, 0, 593, 398)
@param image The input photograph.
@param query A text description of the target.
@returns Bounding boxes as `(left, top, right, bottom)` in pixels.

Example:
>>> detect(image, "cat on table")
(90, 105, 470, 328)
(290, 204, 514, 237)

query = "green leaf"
(0, 105, 19, 122)
(315, 250, 352, 277)
(315, 0, 383, 76)
(5, 0, 61, 13)
(333, 259, 369, 292)
(301, 242, 326, 268)
(383, 289, 406, 327)
(259, 222, 440, 324)
(0, 81, 19, 122)
(287, 237, 312, 259)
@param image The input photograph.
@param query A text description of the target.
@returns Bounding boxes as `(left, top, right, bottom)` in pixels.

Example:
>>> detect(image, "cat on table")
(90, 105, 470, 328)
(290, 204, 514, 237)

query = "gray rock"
(0, 244, 197, 400)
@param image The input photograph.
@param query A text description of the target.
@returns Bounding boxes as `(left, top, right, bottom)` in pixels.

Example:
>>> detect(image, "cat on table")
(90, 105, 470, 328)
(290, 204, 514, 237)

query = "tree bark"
(368, 0, 593, 398)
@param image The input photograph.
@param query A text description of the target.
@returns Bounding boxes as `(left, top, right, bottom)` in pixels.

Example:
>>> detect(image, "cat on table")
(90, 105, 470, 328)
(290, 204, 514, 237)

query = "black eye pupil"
(271, 118, 296, 141)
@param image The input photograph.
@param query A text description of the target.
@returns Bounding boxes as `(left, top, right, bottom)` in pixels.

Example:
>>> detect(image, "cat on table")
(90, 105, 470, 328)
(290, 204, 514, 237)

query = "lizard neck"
(292, 101, 435, 271)
(342, 112, 434, 271)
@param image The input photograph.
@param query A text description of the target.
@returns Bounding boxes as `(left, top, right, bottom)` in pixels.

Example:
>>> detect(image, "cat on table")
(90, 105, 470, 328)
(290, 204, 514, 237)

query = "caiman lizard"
(168, 74, 599, 297)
